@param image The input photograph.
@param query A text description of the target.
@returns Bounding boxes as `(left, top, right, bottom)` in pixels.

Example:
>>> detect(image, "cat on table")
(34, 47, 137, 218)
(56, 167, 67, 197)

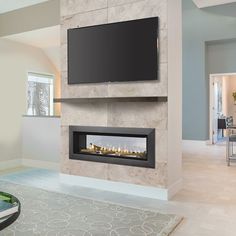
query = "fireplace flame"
(84, 143, 146, 159)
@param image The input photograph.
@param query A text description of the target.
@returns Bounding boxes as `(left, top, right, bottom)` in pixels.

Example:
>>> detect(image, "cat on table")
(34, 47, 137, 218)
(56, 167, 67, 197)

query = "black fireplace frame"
(69, 126, 155, 168)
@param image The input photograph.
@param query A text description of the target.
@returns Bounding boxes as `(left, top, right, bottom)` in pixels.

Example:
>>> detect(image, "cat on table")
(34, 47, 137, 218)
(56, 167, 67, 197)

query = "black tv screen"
(68, 17, 158, 84)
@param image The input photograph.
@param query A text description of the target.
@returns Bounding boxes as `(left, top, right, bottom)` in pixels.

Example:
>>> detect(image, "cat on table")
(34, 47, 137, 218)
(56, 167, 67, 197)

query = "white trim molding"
(21, 159, 59, 170)
(59, 173, 178, 201)
(182, 139, 209, 146)
(0, 159, 22, 170)
(167, 178, 183, 200)
(209, 73, 236, 145)
(192, 0, 236, 8)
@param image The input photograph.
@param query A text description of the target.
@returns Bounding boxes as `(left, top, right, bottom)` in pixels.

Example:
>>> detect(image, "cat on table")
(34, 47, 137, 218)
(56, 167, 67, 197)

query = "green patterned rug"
(0, 181, 182, 236)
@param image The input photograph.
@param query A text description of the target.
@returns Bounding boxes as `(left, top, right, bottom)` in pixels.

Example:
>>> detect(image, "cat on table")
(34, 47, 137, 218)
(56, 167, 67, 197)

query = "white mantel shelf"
(22, 115, 61, 118)
(54, 96, 167, 103)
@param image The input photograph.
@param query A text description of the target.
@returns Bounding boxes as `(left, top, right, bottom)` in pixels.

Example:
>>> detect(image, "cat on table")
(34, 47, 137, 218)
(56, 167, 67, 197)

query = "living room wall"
(0, 39, 59, 165)
(183, 0, 236, 140)
(206, 40, 236, 75)
(60, 0, 182, 199)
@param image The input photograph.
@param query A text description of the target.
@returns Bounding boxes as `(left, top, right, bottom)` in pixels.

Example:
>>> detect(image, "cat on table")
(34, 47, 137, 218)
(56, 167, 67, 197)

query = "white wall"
(167, 0, 182, 194)
(22, 116, 60, 169)
(0, 38, 59, 164)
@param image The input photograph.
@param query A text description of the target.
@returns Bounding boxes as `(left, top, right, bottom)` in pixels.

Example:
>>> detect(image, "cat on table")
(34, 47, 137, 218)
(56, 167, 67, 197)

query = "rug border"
(0, 178, 183, 235)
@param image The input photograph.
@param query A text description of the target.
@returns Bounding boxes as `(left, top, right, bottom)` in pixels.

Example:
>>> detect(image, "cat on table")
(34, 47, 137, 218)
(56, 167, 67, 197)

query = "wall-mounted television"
(68, 17, 158, 84)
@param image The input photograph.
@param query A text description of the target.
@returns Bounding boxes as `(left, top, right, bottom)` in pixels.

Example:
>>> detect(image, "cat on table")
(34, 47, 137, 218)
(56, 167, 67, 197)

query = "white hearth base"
(60, 173, 182, 201)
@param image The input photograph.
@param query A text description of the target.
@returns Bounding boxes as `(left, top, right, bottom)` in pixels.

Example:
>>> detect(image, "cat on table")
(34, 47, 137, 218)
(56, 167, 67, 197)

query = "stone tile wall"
(60, 0, 168, 188)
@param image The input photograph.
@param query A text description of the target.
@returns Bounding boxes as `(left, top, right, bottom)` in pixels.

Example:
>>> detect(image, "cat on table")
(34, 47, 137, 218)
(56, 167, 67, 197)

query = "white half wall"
(22, 116, 61, 165)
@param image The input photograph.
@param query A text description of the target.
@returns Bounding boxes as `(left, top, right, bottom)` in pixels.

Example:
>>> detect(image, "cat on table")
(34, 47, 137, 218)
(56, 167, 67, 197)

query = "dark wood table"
(228, 125, 236, 129)
(0, 192, 21, 231)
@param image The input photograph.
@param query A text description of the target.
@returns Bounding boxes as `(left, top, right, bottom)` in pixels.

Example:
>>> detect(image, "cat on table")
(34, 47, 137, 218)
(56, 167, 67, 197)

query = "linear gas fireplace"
(69, 126, 155, 168)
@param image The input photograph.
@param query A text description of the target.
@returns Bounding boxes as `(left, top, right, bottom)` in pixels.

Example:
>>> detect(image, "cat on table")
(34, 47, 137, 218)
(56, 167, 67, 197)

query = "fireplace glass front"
(69, 126, 155, 168)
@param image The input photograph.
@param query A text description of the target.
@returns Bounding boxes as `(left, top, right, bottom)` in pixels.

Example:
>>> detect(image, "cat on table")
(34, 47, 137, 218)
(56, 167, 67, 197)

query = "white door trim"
(209, 73, 236, 144)
(209, 74, 214, 144)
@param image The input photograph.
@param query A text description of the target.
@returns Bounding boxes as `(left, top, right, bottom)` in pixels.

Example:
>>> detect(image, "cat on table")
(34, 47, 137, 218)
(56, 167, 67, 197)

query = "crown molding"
(192, 0, 236, 8)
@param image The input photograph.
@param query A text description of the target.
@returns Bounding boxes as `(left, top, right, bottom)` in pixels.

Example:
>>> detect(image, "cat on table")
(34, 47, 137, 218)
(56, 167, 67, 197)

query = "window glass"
(27, 72, 54, 116)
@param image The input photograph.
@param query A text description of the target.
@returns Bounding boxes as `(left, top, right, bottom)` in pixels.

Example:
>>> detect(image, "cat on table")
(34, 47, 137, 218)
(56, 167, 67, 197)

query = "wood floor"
(1, 142, 236, 235)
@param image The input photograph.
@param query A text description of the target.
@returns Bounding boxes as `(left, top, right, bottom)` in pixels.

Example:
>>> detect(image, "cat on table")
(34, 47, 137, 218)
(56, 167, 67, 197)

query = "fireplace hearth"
(69, 126, 155, 168)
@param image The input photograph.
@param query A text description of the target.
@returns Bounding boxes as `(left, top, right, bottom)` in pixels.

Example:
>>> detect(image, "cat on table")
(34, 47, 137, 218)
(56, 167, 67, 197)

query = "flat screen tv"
(68, 17, 158, 84)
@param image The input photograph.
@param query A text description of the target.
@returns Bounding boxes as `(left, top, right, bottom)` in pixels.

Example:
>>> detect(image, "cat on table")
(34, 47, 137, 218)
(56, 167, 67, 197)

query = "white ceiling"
(0, 0, 48, 14)
(3, 26, 60, 70)
(193, 0, 236, 8)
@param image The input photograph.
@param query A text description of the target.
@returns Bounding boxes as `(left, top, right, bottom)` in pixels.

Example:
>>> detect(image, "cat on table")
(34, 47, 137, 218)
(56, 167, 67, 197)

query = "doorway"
(209, 73, 236, 144)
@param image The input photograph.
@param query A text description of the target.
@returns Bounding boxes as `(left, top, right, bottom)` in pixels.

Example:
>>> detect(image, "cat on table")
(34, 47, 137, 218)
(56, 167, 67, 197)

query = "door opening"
(209, 73, 236, 144)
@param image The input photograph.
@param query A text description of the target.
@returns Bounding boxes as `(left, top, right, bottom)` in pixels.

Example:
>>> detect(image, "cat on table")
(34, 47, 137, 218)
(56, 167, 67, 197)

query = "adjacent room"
(209, 73, 236, 144)
(0, 0, 236, 236)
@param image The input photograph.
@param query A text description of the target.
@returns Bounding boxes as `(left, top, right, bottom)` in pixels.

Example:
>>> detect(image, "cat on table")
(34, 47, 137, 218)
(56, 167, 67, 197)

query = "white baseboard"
(60, 173, 172, 200)
(22, 159, 59, 170)
(0, 159, 22, 170)
(182, 139, 208, 146)
(205, 139, 212, 145)
(167, 178, 183, 200)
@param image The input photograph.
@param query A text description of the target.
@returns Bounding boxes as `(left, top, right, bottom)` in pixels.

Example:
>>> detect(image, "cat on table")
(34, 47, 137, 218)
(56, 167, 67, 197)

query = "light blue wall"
(183, 0, 236, 140)
(206, 40, 236, 74)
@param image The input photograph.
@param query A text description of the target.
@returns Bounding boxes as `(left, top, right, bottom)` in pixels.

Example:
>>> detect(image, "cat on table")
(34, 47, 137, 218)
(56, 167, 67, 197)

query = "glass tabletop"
(0, 192, 21, 231)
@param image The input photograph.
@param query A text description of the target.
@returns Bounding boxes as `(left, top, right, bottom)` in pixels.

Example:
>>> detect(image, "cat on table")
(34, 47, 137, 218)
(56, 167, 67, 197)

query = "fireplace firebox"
(69, 126, 155, 168)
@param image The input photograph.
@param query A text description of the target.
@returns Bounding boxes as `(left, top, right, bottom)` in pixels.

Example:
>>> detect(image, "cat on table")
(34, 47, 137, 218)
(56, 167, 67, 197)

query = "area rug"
(0, 180, 182, 236)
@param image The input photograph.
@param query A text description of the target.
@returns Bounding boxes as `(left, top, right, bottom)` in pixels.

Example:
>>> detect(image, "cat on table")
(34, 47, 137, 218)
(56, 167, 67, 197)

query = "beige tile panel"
(61, 9, 108, 45)
(60, 154, 71, 173)
(159, 29, 167, 63)
(61, 43, 67, 72)
(107, 101, 167, 129)
(70, 159, 109, 180)
(107, 161, 167, 187)
(60, 0, 108, 17)
(108, 0, 167, 29)
(155, 130, 168, 162)
(61, 102, 108, 126)
(61, 125, 69, 155)
(61, 71, 108, 98)
(108, 0, 142, 7)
